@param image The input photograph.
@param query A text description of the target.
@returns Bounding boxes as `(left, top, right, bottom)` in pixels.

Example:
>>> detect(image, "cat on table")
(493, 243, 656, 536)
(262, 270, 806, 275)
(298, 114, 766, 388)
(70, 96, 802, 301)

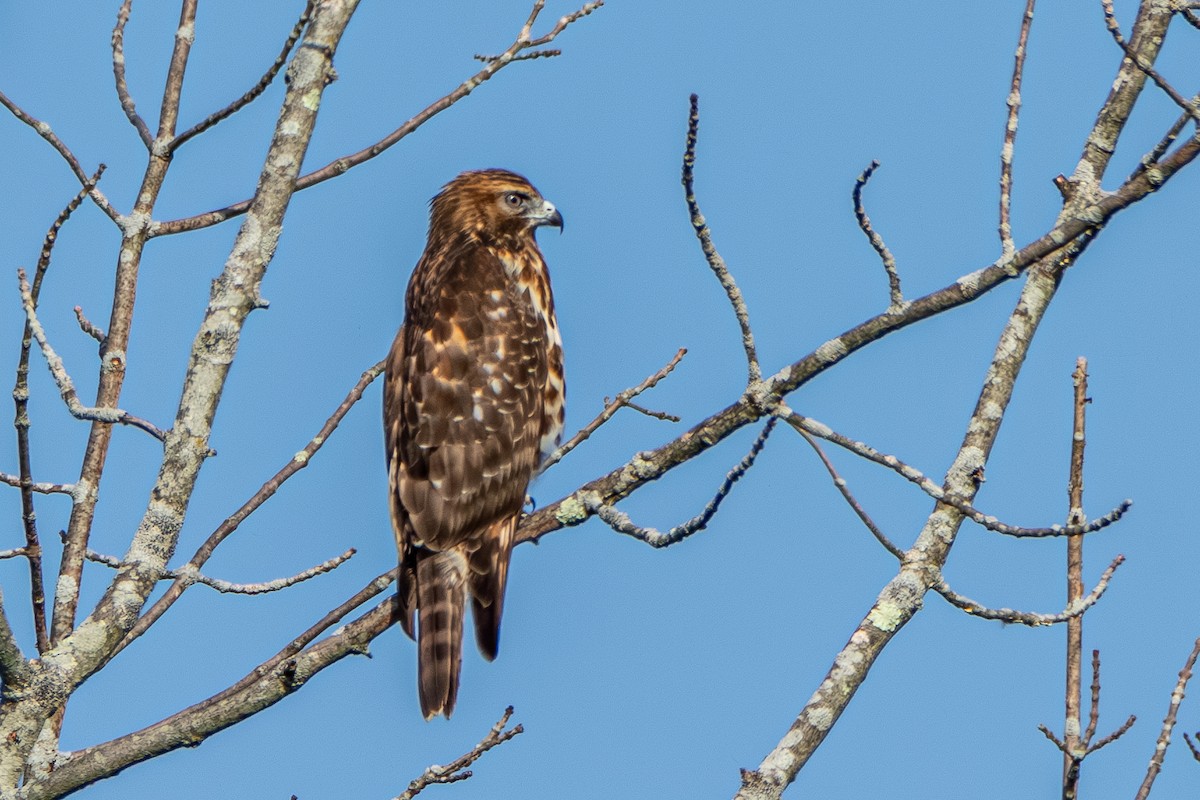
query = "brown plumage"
(384, 169, 565, 719)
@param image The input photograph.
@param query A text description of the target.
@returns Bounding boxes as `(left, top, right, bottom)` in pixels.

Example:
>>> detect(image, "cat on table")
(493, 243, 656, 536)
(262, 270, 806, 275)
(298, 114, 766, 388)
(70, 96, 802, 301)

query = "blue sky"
(2, 2, 1199, 798)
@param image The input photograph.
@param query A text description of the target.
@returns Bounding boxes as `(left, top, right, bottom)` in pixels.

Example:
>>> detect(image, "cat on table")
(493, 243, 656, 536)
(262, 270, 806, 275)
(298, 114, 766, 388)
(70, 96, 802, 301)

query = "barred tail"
(416, 550, 467, 720)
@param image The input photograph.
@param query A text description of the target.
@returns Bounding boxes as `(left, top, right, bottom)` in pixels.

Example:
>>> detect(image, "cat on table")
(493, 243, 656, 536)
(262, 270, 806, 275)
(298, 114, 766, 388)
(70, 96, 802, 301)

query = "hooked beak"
(530, 199, 564, 233)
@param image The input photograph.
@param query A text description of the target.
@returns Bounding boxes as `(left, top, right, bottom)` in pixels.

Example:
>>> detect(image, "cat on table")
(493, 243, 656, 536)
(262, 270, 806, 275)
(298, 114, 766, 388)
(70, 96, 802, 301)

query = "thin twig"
(171, 0, 316, 150)
(1000, 0, 1036, 260)
(933, 554, 1123, 626)
(111, 0, 154, 148)
(0, 91, 121, 223)
(1102, 0, 1200, 124)
(1083, 649, 1102, 747)
(1062, 357, 1088, 798)
(777, 408, 1131, 538)
(682, 94, 761, 385)
(1087, 714, 1136, 753)
(474, 49, 561, 62)
(17, 270, 168, 444)
(587, 419, 775, 548)
(73, 306, 107, 345)
(1182, 731, 1200, 762)
(79, 543, 355, 595)
(11, 170, 101, 655)
(1129, 105, 1195, 181)
(794, 426, 905, 559)
(1134, 636, 1200, 800)
(541, 348, 685, 471)
(623, 401, 680, 422)
(112, 361, 385, 656)
(0, 473, 75, 496)
(154, 0, 605, 237)
(394, 707, 524, 800)
(853, 161, 904, 309)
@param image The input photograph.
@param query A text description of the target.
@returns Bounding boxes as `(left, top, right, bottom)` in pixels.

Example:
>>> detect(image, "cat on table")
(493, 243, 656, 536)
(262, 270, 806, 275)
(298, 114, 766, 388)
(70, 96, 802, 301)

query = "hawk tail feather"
(469, 516, 517, 661)
(416, 550, 467, 720)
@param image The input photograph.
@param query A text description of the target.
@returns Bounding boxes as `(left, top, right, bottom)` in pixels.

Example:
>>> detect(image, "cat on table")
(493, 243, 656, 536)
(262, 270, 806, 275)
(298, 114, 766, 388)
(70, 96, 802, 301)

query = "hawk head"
(428, 169, 563, 249)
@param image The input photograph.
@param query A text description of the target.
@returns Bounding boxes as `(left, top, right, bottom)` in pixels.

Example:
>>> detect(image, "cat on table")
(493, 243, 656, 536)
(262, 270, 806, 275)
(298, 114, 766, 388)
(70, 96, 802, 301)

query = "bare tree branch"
(541, 347, 686, 471)
(778, 408, 1131, 539)
(11, 169, 103, 656)
(112, 360, 384, 657)
(111, 0, 153, 149)
(852, 161, 905, 309)
(1061, 357, 1089, 798)
(0, 474, 75, 496)
(587, 419, 775, 548)
(153, 0, 605, 237)
(17, 270, 169, 444)
(79, 542, 355, 596)
(0, 91, 121, 223)
(682, 94, 762, 385)
(1101, 0, 1200, 124)
(170, 0, 316, 150)
(394, 707, 524, 800)
(0, 9, 366, 790)
(1083, 650, 1102, 747)
(520, 111, 1199, 552)
(933, 554, 1123, 627)
(999, 0, 1037, 260)
(792, 424, 906, 560)
(17, 570, 398, 800)
(72, 306, 106, 345)
(51, 0, 201, 649)
(1134, 636, 1200, 800)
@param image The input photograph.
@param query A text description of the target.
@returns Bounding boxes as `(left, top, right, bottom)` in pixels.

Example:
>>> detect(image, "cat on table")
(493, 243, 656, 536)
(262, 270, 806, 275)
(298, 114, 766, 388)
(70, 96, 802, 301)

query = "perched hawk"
(384, 169, 565, 719)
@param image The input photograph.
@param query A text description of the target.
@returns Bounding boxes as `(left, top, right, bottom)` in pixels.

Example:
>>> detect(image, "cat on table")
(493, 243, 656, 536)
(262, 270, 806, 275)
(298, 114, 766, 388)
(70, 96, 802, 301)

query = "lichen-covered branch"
(1101, 0, 1200, 124)
(934, 554, 1123, 626)
(16, 570, 397, 800)
(51, 0, 200, 648)
(0, 3, 364, 791)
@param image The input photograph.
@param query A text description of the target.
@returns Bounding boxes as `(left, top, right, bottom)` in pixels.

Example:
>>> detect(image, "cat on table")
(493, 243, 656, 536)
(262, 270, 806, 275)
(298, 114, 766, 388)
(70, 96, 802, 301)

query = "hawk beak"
(532, 201, 564, 233)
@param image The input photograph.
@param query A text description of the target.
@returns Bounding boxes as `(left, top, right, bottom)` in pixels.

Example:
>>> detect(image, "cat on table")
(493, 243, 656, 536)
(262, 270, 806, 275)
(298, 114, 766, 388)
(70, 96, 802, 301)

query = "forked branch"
(396, 707, 524, 799)
(542, 347, 686, 471)
(16, 270, 168, 443)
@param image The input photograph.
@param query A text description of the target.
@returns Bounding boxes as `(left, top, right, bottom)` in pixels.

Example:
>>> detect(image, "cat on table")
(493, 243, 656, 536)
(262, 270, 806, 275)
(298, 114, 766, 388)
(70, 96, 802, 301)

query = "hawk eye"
(503, 192, 525, 208)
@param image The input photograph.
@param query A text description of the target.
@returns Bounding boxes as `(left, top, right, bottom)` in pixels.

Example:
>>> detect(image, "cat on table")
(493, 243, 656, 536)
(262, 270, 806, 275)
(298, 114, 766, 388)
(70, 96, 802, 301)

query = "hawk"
(384, 169, 565, 719)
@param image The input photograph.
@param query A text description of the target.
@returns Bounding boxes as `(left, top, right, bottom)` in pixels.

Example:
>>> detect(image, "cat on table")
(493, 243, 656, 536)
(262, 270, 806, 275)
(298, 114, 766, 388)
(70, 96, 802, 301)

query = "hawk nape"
(384, 169, 565, 719)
